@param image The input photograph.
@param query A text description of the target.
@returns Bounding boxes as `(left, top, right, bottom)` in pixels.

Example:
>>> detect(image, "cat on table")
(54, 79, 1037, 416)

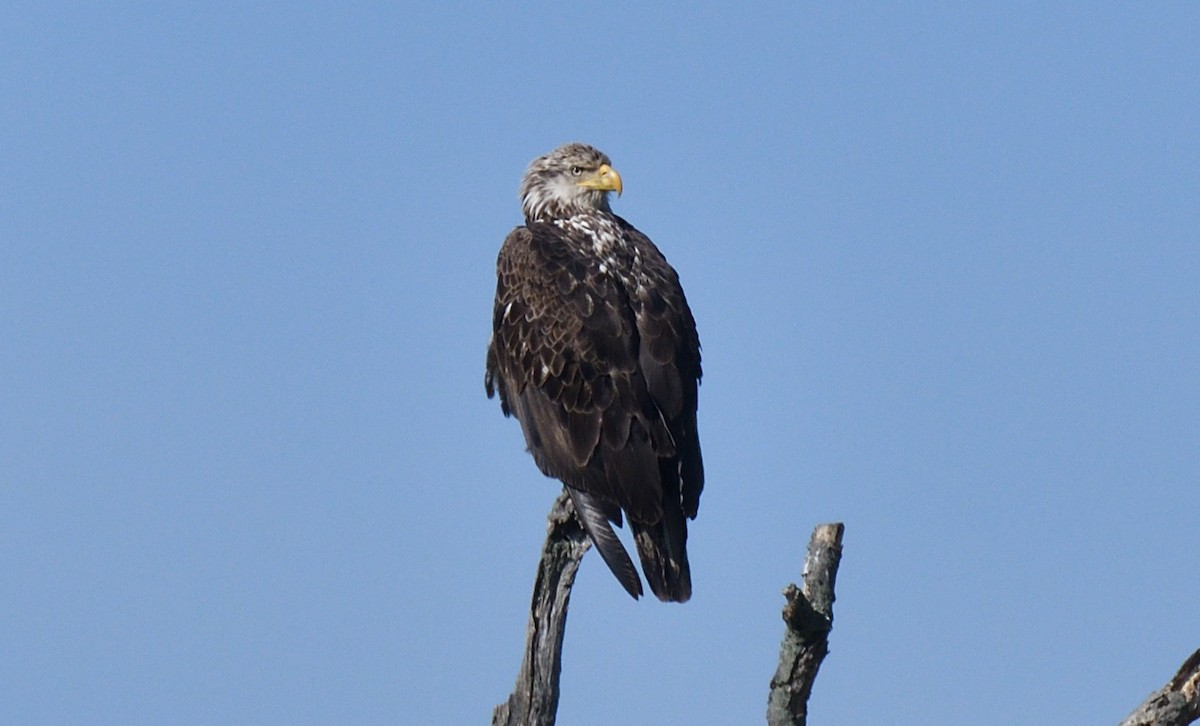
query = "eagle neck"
(522, 191, 612, 225)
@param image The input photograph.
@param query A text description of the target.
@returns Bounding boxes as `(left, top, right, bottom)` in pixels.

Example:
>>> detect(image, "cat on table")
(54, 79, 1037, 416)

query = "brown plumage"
(485, 143, 704, 602)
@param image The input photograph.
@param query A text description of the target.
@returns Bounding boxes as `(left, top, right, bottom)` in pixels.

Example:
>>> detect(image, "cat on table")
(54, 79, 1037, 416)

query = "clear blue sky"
(3, 4, 1197, 724)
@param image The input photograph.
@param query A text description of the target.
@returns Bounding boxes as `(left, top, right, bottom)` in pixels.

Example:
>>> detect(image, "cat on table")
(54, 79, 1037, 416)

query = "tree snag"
(492, 492, 590, 726)
(767, 522, 845, 726)
(1118, 648, 1200, 726)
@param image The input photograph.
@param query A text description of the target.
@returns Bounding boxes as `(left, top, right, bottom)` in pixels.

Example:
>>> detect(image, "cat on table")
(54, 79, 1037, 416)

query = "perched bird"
(485, 143, 704, 602)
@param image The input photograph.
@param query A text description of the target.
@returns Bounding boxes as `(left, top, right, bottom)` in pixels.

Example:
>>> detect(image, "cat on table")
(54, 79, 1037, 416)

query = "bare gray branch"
(767, 522, 845, 726)
(1118, 649, 1200, 726)
(492, 492, 591, 726)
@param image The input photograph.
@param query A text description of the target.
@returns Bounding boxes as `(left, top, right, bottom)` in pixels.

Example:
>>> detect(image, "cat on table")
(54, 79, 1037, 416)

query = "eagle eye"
(570, 166, 583, 176)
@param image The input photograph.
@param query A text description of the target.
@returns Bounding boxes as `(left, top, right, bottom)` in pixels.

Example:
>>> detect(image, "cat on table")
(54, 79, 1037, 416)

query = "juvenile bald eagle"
(485, 143, 704, 602)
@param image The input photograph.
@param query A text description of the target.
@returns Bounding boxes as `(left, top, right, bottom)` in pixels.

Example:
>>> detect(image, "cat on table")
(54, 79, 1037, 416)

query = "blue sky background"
(3, 3, 1197, 724)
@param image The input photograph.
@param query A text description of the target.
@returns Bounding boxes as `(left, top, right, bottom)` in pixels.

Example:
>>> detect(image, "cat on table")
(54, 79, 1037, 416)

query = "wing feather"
(487, 216, 705, 601)
(488, 225, 659, 502)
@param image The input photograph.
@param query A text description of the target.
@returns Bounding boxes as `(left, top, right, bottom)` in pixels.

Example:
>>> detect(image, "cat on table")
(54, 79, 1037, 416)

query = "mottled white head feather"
(520, 143, 620, 223)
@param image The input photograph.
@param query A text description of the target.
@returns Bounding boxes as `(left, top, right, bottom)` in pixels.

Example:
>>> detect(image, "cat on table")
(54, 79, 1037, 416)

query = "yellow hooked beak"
(576, 163, 623, 197)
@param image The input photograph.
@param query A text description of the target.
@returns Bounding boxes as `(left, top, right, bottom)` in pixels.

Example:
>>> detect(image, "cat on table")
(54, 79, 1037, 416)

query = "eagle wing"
(486, 223, 675, 509)
(616, 217, 705, 519)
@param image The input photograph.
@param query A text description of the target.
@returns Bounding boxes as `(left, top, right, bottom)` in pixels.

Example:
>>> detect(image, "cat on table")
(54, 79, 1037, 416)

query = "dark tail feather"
(567, 488, 643, 599)
(630, 494, 691, 603)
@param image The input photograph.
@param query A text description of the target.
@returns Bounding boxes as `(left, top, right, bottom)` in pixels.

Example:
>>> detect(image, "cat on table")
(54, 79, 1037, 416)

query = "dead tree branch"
(492, 492, 590, 726)
(1118, 648, 1200, 726)
(766, 522, 845, 726)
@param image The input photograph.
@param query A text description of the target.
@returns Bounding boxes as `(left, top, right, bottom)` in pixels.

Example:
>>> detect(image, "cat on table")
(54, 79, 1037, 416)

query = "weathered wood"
(492, 492, 590, 726)
(1117, 648, 1200, 726)
(766, 522, 845, 726)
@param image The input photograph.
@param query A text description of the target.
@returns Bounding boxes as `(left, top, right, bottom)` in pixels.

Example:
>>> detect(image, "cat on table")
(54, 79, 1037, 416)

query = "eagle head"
(520, 142, 623, 223)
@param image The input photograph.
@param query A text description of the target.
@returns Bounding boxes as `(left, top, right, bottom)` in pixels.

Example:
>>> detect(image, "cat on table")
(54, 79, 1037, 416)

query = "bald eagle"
(485, 143, 704, 602)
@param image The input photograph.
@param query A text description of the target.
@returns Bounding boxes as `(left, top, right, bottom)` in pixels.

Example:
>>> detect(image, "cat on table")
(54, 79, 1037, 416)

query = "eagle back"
(486, 211, 700, 520)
